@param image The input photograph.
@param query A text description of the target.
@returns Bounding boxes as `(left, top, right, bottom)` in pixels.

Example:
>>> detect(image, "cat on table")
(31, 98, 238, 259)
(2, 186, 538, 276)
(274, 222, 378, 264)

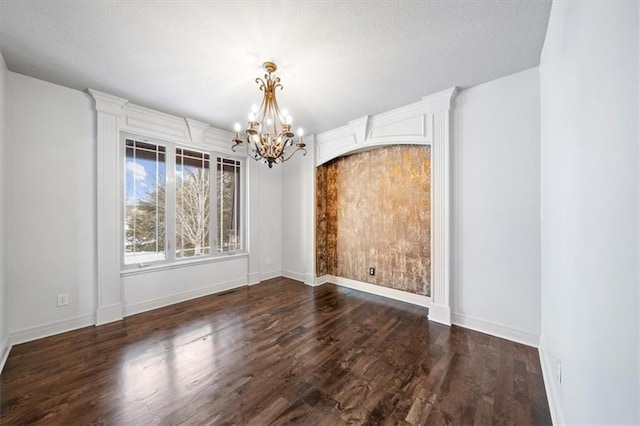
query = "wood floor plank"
(0, 277, 551, 425)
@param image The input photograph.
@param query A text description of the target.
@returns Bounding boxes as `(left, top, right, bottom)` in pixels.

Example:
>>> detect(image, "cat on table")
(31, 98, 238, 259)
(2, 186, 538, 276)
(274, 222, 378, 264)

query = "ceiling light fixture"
(232, 62, 306, 168)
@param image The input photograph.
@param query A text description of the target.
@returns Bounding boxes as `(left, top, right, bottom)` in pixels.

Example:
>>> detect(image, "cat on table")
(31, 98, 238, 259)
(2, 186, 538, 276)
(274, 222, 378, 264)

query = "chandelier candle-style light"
(232, 62, 306, 168)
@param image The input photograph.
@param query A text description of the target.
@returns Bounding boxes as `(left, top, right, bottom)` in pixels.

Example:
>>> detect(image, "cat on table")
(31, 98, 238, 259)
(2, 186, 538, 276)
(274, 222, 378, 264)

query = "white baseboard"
(451, 312, 540, 348)
(260, 270, 282, 282)
(315, 274, 332, 286)
(96, 303, 123, 325)
(0, 335, 12, 374)
(124, 278, 246, 317)
(539, 345, 564, 425)
(10, 314, 96, 346)
(247, 272, 261, 286)
(282, 269, 306, 283)
(331, 276, 431, 308)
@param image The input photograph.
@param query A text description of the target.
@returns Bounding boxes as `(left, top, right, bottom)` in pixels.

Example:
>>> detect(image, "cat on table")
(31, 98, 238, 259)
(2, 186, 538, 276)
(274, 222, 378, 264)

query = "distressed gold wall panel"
(315, 166, 329, 276)
(316, 145, 431, 296)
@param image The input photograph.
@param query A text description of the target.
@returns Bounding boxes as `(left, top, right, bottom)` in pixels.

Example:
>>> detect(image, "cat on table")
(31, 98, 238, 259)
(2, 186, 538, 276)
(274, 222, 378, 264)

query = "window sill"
(120, 252, 248, 277)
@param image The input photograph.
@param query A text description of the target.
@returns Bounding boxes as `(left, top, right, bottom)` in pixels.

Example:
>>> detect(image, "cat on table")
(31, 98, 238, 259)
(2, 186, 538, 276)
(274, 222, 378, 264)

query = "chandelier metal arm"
(281, 146, 307, 163)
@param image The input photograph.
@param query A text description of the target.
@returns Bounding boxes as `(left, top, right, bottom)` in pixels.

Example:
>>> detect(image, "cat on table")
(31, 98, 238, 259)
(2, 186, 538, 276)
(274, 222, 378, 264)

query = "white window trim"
(120, 132, 247, 272)
(120, 252, 249, 277)
(89, 89, 250, 326)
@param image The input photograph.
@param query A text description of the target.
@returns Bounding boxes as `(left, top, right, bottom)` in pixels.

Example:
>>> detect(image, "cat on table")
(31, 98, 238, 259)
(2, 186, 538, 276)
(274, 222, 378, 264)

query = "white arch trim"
(313, 87, 456, 325)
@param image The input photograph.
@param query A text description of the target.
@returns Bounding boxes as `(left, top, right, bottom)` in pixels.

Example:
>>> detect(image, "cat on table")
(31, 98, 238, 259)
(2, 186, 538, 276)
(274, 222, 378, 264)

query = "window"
(176, 148, 211, 258)
(123, 136, 243, 266)
(217, 157, 241, 252)
(125, 140, 166, 264)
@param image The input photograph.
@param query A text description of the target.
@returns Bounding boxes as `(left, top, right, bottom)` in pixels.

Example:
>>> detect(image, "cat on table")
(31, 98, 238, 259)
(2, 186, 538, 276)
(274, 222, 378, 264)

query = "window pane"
(217, 157, 241, 252)
(124, 139, 166, 264)
(176, 148, 210, 259)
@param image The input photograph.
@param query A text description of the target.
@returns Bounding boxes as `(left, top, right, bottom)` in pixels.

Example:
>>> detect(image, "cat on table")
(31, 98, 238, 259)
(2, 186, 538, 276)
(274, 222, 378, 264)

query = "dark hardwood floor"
(0, 277, 551, 425)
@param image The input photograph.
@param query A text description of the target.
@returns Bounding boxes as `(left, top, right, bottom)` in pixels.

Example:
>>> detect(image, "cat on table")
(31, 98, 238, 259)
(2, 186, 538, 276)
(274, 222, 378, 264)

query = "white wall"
(281, 148, 311, 282)
(256, 163, 283, 280)
(122, 257, 248, 316)
(451, 67, 541, 346)
(540, 2, 639, 424)
(6, 72, 97, 340)
(0, 53, 9, 367)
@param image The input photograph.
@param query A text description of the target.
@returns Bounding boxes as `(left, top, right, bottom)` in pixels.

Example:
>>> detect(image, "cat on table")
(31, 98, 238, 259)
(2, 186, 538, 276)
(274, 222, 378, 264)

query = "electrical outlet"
(556, 357, 562, 384)
(369, 267, 375, 276)
(57, 293, 69, 307)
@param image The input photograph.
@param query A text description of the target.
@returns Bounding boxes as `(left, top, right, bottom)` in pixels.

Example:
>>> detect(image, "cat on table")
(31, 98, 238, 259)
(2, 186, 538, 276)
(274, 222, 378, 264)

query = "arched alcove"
(309, 87, 456, 325)
(316, 145, 432, 297)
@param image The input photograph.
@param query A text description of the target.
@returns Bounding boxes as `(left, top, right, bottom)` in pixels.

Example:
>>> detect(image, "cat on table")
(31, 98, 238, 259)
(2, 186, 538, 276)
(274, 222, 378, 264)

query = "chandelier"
(232, 62, 306, 168)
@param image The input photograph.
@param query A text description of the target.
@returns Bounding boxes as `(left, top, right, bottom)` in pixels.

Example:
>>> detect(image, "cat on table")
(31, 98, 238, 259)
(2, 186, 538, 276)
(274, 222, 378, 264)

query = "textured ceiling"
(0, 1, 551, 135)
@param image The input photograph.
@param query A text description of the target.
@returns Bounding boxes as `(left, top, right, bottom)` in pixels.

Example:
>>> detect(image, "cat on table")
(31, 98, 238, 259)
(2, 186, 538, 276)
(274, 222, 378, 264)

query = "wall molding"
(10, 314, 96, 346)
(451, 312, 540, 348)
(88, 89, 246, 326)
(282, 269, 306, 283)
(315, 274, 332, 286)
(88, 89, 126, 326)
(124, 278, 246, 317)
(539, 345, 565, 425)
(331, 276, 431, 309)
(314, 87, 456, 325)
(259, 270, 282, 282)
(316, 104, 433, 166)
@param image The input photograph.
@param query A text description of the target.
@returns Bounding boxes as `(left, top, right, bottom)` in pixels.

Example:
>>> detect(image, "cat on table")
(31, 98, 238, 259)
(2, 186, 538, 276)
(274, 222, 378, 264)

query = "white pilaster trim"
(304, 135, 318, 287)
(422, 87, 457, 112)
(96, 304, 123, 326)
(88, 90, 128, 114)
(424, 87, 456, 326)
(429, 303, 452, 326)
(89, 89, 127, 326)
